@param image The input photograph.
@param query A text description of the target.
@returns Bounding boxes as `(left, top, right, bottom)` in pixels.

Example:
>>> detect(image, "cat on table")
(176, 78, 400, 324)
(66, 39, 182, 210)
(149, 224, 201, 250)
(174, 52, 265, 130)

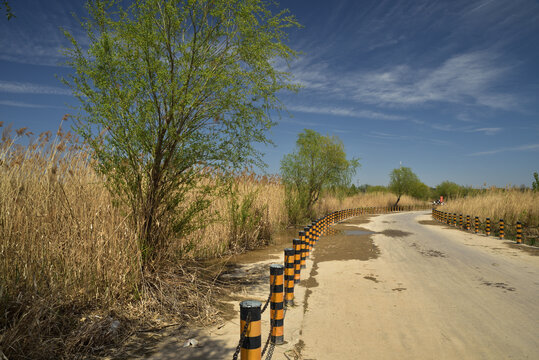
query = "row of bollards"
(432, 209, 523, 244)
(237, 205, 428, 359)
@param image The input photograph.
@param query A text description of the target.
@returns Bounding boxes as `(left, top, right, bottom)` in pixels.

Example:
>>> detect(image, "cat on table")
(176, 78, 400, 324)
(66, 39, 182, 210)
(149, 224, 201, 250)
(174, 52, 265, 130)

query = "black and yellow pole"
(466, 215, 471, 231)
(486, 218, 491, 236)
(499, 219, 505, 239)
(474, 216, 479, 233)
(284, 248, 295, 306)
(240, 300, 261, 360)
(270, 264, 284, 345)
(293, 238, 301, 283)
(516, 221, 522, 244)
(453, 213, 457, 226)
(459, 214, 463, 229)
(299, 231, 307, 269)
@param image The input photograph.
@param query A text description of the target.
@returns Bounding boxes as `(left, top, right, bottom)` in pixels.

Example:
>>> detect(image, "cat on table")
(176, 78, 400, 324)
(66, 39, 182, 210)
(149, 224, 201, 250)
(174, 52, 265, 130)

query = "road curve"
(299, 211, 539, 360)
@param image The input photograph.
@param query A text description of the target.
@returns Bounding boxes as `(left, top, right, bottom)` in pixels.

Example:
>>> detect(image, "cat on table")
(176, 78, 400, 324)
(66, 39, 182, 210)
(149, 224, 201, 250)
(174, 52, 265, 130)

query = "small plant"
(532, 172, 539, 192)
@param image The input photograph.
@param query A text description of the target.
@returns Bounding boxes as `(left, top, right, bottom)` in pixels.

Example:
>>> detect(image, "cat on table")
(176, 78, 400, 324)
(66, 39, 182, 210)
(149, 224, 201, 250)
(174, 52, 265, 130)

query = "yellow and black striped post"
(270, 264, 284, 345)
(284, 248, 295, 306)
(293, 238, 301, 283)
(474, 216, 479, 233)
(466, 215, 471, 231)
(240, 300, 261, 360)
(459, 214, 463, 228)
(305, 226, 312, 257)
(499, 219, 505, 239)
(453, 213, 457, 226)
(299, 231, 307, 269)
(486, 218, 491, 236)
(516, 222, 522, 244)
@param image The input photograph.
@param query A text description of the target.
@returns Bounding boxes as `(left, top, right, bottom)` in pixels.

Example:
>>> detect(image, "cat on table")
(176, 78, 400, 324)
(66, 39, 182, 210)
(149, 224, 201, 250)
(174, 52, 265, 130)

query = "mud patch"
(418, 220, 443, 226)
(364, 275, 379, 283)
(481, 279, 515, 292)
(314, 225, 380, 263)
(345, 229, 375, 236)
(392, 287, 406, 292)
(378, 229, 412, 238)
(410, 243, 447, 258)
(506, 242, 539, 256)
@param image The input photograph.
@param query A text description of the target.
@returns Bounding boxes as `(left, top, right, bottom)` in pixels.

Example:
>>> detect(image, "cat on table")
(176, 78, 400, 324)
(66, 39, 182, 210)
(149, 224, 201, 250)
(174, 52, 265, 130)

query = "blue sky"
(1, 0, 538, 188)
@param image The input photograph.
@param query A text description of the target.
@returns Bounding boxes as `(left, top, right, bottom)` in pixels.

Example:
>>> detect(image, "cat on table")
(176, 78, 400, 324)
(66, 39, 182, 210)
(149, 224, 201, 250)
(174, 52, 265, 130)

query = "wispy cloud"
(0, 100, 63, 108)
(469, 143, 539, 156)
(286, 104, 407, 121)
(0, 81, 71, 95)
(292, 51, 515, 110)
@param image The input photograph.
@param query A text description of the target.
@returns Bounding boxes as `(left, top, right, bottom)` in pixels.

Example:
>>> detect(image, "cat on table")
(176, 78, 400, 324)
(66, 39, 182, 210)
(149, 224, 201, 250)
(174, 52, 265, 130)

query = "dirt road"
(141, 211, 539, 359)
(300, 211, 539, 359)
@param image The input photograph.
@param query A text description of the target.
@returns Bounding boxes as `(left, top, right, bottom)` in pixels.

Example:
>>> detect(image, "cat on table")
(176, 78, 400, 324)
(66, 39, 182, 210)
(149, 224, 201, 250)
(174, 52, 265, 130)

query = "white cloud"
(0, 81, 71, 95)
(469, 143, 539, 156)
(291, 51, 516, 110)
(0, 100, 63, 108)
(286, 104, 407, 120)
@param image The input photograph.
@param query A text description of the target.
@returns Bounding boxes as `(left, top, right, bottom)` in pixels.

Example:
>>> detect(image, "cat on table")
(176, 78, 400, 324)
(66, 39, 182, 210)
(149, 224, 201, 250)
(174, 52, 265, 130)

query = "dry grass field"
(439, 189, 539, 244)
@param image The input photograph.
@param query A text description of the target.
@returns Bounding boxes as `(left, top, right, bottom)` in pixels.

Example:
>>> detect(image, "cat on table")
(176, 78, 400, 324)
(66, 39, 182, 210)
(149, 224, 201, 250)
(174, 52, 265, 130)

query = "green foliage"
(280, 129, 359, 221)
(62, 0, 299, 262)
(359, 184, 389, 193)
(388, 167, 421, 204)
(533, 172, 539, 192)
(2, 0, 15, 20)
(228, 186, 270, 252)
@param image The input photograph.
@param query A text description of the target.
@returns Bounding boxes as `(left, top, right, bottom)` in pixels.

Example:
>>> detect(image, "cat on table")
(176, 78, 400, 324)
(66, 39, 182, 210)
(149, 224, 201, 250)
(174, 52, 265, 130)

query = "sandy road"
(300, 211, 539, 360)
(136, 211, 538, 360)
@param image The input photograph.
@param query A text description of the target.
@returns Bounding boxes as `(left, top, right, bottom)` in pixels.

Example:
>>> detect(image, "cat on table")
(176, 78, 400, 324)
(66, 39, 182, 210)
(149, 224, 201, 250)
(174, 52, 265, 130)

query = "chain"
(261, 323, 272, 358)
(260, 273, 276, 314)
(231, 312, 251, 360)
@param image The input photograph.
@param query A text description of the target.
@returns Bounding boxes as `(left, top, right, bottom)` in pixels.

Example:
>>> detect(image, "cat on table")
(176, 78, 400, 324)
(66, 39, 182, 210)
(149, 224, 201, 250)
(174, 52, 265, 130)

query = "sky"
(1, 0, 538, 188)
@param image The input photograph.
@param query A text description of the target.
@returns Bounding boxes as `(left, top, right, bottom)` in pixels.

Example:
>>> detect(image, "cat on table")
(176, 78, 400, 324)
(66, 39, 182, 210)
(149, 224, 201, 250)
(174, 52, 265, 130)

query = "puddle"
(345, 229, 375, 236)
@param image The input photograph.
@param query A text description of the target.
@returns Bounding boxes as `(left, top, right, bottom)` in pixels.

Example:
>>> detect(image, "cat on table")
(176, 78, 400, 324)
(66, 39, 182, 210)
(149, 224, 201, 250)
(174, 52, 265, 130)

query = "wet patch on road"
(392, 287, 406, 292)
(364, 275, 380, 283)
(410, 242, 447, 258)
(378, 229, 412, 238)
(481, 279, 516, 292)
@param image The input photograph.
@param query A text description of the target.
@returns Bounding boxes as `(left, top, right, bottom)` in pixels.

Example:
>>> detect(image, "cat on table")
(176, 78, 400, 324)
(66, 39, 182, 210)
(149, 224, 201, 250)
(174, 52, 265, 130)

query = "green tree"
(435, 181, 465, 199)
(62, 0, 299, 262)
(533, 172, 539, 192)
(280, 129, 359, 221)
(388, 166, 421, 205)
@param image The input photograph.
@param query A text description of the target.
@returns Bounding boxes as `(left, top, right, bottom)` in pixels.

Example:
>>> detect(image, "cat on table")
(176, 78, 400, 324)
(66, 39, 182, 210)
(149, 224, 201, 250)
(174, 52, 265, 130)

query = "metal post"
(486, 218, 491, 236)
(240, 300, 261, 360)
(270, 264, 284, 345)
(516, 222, 522, 244)
(293, 238, 301, 283)
(499, 219, 504, 239)
(284, 248, 295, 306)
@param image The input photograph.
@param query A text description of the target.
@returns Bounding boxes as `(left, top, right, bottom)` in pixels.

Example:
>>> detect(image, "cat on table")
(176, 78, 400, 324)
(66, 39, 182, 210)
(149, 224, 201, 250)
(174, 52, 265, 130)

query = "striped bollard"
(293, 238, 301, 283)
(240, 300, 261, 360)
(270, 264, 284, 345)
(453, 213, 457, 226)
(305, 226, 312, 257)
(516, 222, 522, 244)
(474, 216, 479, 233)
(299, 231, 307, 269)
(284, 248, 295, 306)
(486, 218, 491, 236)
(466, 215, 471, 231)
(459, 214, 463, 229)
(499, 219, 504, 239)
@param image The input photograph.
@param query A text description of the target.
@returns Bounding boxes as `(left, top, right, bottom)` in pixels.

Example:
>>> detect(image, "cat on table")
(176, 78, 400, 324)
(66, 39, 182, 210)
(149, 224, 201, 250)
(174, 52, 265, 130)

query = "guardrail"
(232, 204, 429, 360)
(431, 209, 538, 246)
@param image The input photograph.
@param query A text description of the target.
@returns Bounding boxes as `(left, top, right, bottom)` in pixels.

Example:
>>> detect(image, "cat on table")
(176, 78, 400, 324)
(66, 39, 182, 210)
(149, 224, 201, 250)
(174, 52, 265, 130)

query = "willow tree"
(388, 166, 421, 205)
(281, 129, 359, 221)
(62, 0, 299, 262)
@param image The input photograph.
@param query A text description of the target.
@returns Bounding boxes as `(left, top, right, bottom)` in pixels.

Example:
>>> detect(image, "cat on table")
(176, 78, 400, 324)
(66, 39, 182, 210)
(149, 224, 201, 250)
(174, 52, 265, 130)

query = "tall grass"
(0, 124, 287, 358)
(440, 189, 539, 245)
